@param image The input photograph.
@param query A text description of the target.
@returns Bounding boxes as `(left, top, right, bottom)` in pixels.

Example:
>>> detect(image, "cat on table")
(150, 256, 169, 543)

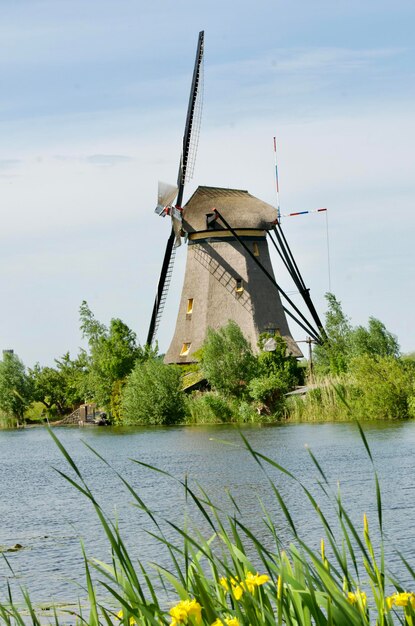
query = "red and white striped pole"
(282, 207, 327, 218)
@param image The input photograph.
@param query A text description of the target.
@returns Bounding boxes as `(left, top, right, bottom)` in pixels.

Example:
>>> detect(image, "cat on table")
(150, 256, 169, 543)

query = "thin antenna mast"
(325, 209, 332, 292)
(281, 207, 331, 292)
(273, 137, 281, 224)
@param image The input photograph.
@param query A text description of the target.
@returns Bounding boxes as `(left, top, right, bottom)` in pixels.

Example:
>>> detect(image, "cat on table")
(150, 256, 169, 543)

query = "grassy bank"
(0, 410, 19, 429)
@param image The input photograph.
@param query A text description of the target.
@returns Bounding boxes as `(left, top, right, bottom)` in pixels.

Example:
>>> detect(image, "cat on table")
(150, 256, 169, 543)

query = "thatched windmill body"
(147, 32, 325, 363)
(164, 187, 302, 363)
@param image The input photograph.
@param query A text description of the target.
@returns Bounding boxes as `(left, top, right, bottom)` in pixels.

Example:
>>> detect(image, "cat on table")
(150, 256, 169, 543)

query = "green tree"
(0, 352, 32, 420)
(350, 317, 400, 359)
(29, 364, 67, 415)
(314, 294, 399, 376)
(80, 301, 148, 411)
(314, 293, 352, 375)
(55, 350, 90, 408)
(29, 351, 88, 417)
(200, 321, 258, 397)
(121, 357, 185, 425)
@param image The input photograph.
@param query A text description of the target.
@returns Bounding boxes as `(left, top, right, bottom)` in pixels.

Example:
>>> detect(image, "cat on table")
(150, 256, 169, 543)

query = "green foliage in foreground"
(2, 426, 415, 625)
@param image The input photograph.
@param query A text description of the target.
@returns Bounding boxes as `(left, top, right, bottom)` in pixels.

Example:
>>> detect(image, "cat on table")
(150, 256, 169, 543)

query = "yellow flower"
(211, 617, 240, 626)
(169, 599, 202, 625)
(386, 595, 395, 610)
(386, 592, 415, 609)
(277, 575, 283, 601)
(347, 590, 367, 608)
(220, 572, 269, 598)
(320, 538, 325, 561)
(244, 571, 270, 594)
(231, 584, 244, 601)
(219, 576, 243, 600)
(117, 610, 137, 625)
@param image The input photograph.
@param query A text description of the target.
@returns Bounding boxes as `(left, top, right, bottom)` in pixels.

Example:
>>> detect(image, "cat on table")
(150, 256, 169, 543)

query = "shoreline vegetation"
(2, 426, 415, 624)
(1, 294, 414, 430)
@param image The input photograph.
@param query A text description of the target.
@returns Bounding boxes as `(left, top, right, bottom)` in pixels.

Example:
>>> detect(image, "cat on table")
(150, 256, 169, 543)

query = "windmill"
(147, 32, 325, 363)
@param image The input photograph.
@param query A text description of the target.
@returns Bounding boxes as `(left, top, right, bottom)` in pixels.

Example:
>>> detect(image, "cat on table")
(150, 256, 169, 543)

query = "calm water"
(1, 421, 415, 612)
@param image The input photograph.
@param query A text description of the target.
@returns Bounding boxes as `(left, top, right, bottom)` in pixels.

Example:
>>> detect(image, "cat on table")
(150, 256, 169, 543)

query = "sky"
(1, 0, 414, 366)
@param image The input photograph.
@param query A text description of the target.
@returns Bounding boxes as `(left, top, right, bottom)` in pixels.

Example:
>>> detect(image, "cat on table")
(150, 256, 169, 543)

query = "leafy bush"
(257, 333, 303, 383)
(24, 401, 48, 423)
(248, 373, 289, 412)
(121, 357, 185, 425)
(200, 321, 258, 397)
(236, 399, 260, 422)
(247, 334, 303, 415)
(349, 354, 413, 419)
(185, 391, 234, 424)
(110, 378, 126, 425)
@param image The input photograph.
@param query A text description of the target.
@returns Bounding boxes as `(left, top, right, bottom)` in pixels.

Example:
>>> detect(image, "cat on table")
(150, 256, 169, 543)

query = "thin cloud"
(85, 154, 134, 166)
(210, 47, 403, 78)
(0, 159, 21, 170)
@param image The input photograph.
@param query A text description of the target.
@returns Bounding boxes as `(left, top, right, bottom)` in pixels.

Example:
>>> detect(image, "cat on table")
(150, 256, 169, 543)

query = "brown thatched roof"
(183, 186, 277, 233)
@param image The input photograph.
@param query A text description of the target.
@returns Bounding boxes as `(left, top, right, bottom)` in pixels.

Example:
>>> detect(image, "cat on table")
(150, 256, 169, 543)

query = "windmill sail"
(176, 30, 204, 206)
(147, 31, 205, 347)
(156, 181, 178, 212)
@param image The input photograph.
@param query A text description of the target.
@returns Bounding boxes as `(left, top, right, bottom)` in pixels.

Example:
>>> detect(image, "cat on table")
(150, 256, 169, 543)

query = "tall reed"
(284, 375, 354, 422)
(0, 425, 413, 625)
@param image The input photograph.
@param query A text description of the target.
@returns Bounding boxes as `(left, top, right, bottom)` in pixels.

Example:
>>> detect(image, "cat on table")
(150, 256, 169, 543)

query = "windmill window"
(206, 213, 216, 229)
(253, 242, 260, 257)
(180, 342, 191, 356)
(235, 279, 244, 293)
(187, 298, 194, 315)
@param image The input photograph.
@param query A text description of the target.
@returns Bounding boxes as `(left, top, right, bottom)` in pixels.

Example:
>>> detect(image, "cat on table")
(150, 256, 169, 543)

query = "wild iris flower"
(169, 599, 202, 625)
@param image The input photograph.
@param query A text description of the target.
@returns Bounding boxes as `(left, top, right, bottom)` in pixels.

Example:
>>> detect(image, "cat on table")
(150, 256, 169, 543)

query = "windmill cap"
(183, 186, 277, 233)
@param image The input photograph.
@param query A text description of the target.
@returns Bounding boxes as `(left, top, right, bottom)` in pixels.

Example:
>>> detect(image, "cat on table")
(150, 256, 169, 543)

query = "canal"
(0, 421, 414, 612)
